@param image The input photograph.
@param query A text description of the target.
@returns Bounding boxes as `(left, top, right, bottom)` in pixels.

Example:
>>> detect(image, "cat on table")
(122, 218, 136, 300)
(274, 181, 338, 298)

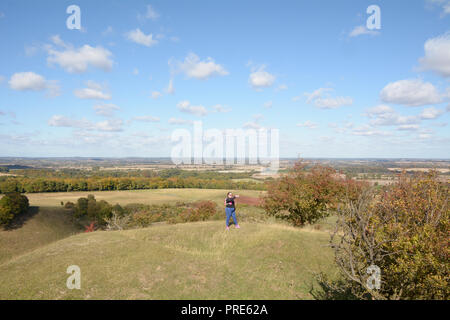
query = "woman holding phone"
(224, 192, 240, 230)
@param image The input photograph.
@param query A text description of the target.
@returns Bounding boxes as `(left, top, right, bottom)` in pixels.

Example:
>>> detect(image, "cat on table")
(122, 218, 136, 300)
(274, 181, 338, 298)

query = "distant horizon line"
(0, 157, 449, 161)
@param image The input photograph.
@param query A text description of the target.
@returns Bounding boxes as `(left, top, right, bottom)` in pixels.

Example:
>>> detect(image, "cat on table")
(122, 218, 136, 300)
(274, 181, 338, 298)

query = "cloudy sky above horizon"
(0, 0, 449, 158)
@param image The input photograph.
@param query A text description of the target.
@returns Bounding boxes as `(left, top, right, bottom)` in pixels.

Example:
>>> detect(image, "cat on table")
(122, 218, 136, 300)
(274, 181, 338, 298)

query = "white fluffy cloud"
(151, 91, 162, 99)
(242, 114, 264, 129)
(9, 72, 46, 91)
(212, 104, 231, 113)
(418, 133, 433, 139)
(349, 25, 380, 37)
(242, 121, 261, 129)
(50, 35, 70, 49)
(46, 37, 113, 73)
(48, 115, 90, 128)
(126, 28, 158, 47)
(177, 100, 208, 116)
(95, 119, 124, 132)
(352, 125, 391, 136)
(397, 124, 420, 131)
(305, 88, 333, 103)
(168, 118, 193, 125)
(8, 72, 60, 97)
(171, 53, 229, 80)
(418, 33, 450, 77)
(93, 104, 120, 117)
(365, 104, 445, 131)
(264, 101, 273, 109)
(314, 97, 353, 109)
(366, 104, 394, 115)
(297, 121, 318, 129)
(366, 105, 419, 126)
(248, 66, 275, 89)
(304, 87, 353, 109)
(426, 0, 450, 16)
(74, 81, 111, 100)
(420, 107, 445, 119)
(48, 115, 123, 132)
(138, 5, 160, 21)
(380, 79, 442, 106)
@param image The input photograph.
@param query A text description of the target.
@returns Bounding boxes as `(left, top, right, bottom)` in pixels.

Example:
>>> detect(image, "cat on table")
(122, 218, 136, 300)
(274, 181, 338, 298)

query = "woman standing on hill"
(225, 192, 240, 230)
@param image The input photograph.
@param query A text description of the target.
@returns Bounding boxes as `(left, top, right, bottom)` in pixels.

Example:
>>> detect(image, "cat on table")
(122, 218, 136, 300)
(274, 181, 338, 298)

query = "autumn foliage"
(84, 222, 95, 233)
(262, 161, 367, 226)
(328, 171, 449, 299)
(168, 201, 218, 224)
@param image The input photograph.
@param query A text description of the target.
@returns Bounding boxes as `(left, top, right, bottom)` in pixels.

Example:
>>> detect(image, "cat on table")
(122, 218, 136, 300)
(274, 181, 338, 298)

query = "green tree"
(0, 192, 29, 225)
(262, 161, 363, 226)
(75, 197, 88, 217)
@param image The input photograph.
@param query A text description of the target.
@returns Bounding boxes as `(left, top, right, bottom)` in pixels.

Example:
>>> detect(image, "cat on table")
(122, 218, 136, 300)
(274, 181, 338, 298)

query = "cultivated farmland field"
(25, 188, 265, 208)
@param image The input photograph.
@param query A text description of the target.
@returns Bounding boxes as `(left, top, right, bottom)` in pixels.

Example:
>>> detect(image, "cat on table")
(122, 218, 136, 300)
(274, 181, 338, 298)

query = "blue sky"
(0, 0, 449, 158)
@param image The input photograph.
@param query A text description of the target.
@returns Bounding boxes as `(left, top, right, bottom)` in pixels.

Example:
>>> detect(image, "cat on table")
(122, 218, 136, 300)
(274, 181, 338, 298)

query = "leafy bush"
(192, 201, 218, 221)
(125, 203, 182, 227)
(74, 197, 88, 218)
(133, 211, 163, 227)
(64, 201, 75, 209)
(0, 205, 14, 225)
(262, 161, 367, 226)
(327, 171, 449, 300)
(0, 192, 29, 225)
(73, 194, 113, 226)
(123, 201, 217, 226)
(71, 196, 220, 229)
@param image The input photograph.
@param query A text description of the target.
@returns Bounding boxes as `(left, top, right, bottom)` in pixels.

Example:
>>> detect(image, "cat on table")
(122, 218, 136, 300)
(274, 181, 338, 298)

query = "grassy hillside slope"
(0, 206, 82, 264)
(0, 220, 336, 299)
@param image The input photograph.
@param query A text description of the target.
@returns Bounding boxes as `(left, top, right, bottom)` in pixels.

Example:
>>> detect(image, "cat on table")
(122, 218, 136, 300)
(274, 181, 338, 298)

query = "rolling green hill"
(0, 220, 337, 299)
(0, 206, 83, 264)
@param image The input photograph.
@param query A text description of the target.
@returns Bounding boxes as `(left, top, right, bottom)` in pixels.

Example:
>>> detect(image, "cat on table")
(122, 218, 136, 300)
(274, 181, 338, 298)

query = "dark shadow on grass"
(309, 273, 360, 300)
(2, 206, 40, 231)
(310, 280, 359, 300)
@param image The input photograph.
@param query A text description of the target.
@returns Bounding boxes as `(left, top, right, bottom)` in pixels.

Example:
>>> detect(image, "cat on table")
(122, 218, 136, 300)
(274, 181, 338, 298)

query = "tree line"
(0, 176, 266, 194)
(8, 168, 257, 179)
